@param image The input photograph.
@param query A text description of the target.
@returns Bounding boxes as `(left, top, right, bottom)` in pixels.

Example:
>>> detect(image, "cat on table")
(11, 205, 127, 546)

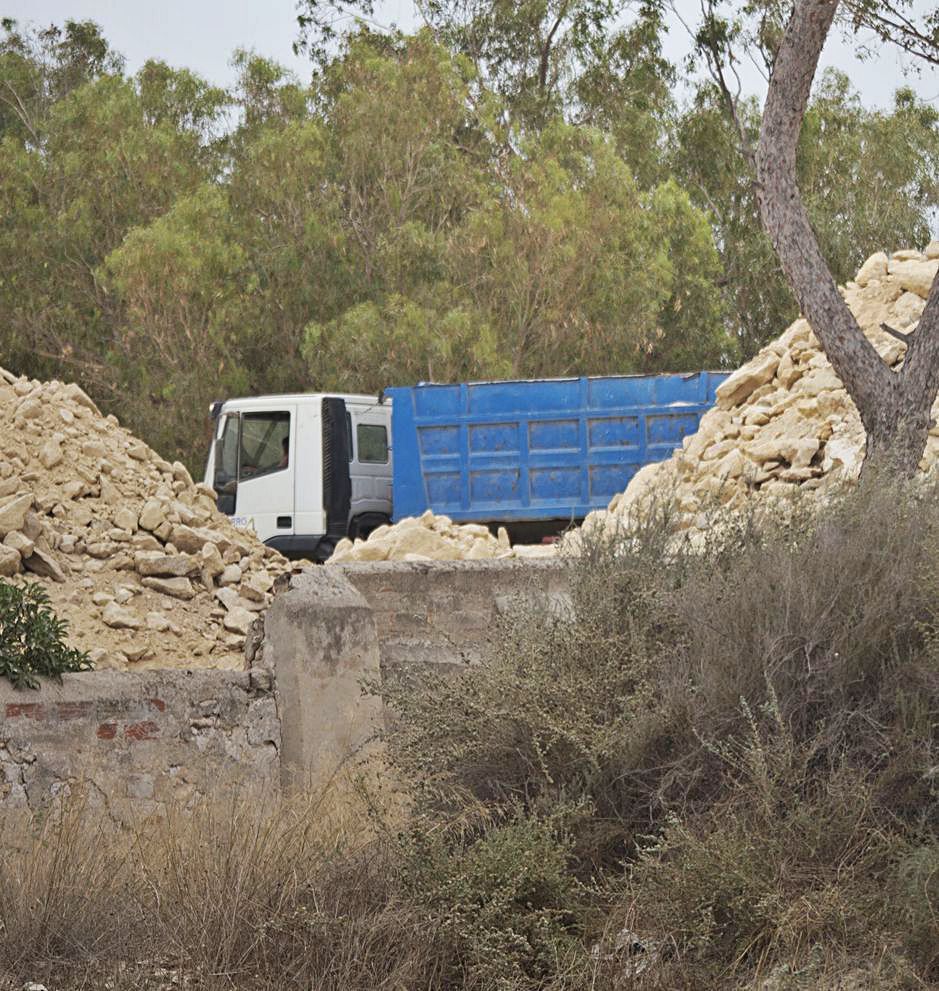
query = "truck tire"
(348, 513, 391, 541)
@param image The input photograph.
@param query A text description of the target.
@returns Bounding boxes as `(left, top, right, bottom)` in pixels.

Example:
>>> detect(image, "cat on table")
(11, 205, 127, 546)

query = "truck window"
(213, 413, 241, 515)
(357, 423, 388, 464)
(217, 414, 240, 482)
(240, 411, 291, 478)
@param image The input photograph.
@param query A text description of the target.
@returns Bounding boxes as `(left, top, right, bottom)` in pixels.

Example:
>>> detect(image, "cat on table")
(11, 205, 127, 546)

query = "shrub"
(382, 477, 939, 984)
(400, 809, 590, 990)
(0, 580, 90, 688)
(380, 512, 685, 869)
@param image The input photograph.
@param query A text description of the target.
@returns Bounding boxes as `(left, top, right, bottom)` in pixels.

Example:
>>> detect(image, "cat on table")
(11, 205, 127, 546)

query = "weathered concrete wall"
(0, 559, 573, 822)
(335, 558, 573, 675)
(0, 668, 278, 820)
(258, 568, 384, 791)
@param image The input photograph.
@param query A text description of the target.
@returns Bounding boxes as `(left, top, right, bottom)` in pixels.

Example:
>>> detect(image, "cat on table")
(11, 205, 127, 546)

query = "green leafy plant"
(0, 580, 91, 689)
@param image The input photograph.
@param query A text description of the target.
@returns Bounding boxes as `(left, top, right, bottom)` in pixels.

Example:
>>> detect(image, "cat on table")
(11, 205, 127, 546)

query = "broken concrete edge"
(330, 556, 571, 577)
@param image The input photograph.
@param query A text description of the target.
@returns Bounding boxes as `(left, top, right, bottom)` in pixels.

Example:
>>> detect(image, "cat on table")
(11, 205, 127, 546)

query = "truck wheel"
(349, 514, 390, 541)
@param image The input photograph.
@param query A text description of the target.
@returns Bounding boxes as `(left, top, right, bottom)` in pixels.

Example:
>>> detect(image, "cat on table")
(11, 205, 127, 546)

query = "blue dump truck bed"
(386, 372, 729, 524)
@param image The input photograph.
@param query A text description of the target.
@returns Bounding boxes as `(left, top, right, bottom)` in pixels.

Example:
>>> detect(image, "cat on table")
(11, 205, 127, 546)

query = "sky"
(3, 0, 938, 109)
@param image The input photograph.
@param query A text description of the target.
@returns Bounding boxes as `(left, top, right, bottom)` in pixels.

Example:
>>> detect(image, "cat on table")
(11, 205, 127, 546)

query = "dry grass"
(0, 770, 438, 991)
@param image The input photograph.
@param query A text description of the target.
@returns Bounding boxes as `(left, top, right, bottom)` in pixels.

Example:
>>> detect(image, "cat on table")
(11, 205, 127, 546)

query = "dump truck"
(203, 371, 727, 560)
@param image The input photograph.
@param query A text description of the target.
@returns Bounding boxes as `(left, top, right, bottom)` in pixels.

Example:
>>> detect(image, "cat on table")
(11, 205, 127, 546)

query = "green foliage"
(672, 69, 939, 360)
(297, 0, 671, 135)
(304, 296, 509, 394)
(101, 184, 249, 462)
(0, 581, 90, 689)
(0, 13, 937, 474)
(401, 812, 588, 989)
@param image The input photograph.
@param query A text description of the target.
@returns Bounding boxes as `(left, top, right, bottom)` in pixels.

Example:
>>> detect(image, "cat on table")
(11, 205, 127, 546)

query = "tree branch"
(755, 0, 893, 430)
(899, 264, 939, 416)
(843, 1, 939, 67)
(538, 2, 569, 95)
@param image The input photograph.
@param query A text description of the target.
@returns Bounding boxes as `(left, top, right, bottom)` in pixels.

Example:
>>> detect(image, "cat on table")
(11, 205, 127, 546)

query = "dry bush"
(381, 477, 939, 985)
(136, 775, 437, 990)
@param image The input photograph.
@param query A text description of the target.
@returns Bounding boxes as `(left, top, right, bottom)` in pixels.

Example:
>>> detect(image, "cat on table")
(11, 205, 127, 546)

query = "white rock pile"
(0, 364, 299, 669)
(327, 510, 556, 563)
(583, 243, 939, 537)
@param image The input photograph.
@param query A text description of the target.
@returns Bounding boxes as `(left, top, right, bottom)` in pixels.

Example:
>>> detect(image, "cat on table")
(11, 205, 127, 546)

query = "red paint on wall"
(96, 723, 117, 740)
(5, 703, 45, 720)
(124, 720, 159, 741)
(148, 698, 167, 712)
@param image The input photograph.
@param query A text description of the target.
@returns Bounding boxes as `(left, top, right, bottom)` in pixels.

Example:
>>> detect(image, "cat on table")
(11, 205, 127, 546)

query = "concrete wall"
(1, 668, 278, 821)
(1, 559, 573, 822)
(336, 558, 572, 675)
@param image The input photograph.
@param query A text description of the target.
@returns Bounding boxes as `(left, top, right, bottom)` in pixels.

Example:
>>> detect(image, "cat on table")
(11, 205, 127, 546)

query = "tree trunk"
(755, 0, 939, 477)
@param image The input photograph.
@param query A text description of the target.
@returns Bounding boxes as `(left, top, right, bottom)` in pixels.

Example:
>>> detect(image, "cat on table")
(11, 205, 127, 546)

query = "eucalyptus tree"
(753, 0, 939, 474)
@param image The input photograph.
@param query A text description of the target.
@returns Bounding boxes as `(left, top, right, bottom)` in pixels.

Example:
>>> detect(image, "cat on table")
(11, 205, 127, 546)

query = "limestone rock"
(0, 493, 33, 537)
(61, 382, 98, 413)
(0, 543, 22, 576)
(590, 246, 939, 550)
(24, 546, 66, 582)
(223, 606, 255, 635)
(39, 438, 63, 469)
(888, 258, 938, 299)
(465, 539, 498, 560)
(200, 541, 224, 577)
(4, 530, 34, 558)
(170, 523, 223, 553)
(348, 536, 395, 561)
(146, 611, 171, 631)
(854, 251, 888, 287)
(219, 564, 242, 585)
(113, 507, 138, 532)
(102, 601, 142, 630)
(0, 476, 20, 499)
(327, 510, 525, 563)
(512, 543, 557, 558)
(138, 498, 166, 531)
(141, 576, 196, 600)
(135, 552, 197, 578)
(715, 350, 779, 410)
(241, 571, 273, 602)
(388, 527, 462, 561)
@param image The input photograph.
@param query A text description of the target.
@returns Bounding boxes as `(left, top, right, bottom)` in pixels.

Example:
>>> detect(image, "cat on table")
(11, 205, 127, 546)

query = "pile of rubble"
(584, 244, 939, 537)
(0, 365, 298, 669)
(328, 511, 556, 563)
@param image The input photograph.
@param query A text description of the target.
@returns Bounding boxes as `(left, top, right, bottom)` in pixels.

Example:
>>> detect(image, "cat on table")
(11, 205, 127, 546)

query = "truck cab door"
(214, 407, 296, 544)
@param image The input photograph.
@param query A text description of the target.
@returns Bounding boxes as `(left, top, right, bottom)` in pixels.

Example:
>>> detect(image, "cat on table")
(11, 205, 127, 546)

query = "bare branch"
(843, 0, 939, 67)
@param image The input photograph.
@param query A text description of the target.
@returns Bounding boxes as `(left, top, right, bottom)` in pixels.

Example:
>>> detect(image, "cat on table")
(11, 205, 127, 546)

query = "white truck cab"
(203, 392, 392, 560)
